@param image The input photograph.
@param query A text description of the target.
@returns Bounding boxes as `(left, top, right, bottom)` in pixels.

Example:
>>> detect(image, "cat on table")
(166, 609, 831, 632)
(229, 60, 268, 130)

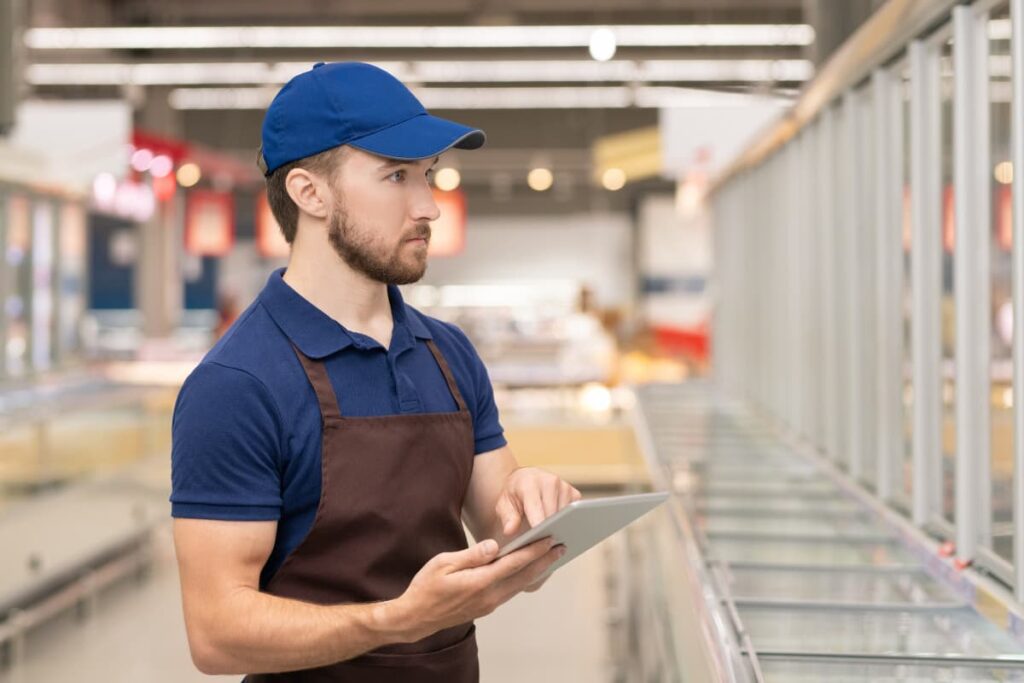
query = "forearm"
(188, 588, 409, 675)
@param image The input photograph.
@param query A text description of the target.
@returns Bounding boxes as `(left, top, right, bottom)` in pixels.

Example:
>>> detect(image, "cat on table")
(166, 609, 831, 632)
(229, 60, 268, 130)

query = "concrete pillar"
(803, 0, 885, 66)
(133, 86, 184, 339)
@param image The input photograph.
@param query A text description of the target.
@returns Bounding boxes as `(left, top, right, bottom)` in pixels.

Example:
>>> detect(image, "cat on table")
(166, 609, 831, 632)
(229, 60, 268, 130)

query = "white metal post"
(844, 92, 866, 481)
(953, 6, 993, 562)
(910, 39, 944, 527)
(873, 67, 905, 502)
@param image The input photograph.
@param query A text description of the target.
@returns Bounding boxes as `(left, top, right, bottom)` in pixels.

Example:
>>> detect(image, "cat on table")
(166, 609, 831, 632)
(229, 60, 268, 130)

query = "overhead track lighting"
(26, 59, 813, 86)
(24, 24, 815, 51)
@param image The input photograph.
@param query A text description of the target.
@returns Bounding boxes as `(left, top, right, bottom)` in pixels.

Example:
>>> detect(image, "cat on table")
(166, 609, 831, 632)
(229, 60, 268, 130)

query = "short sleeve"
(442, 322, 507, 455)
(170, 361, 284, 520)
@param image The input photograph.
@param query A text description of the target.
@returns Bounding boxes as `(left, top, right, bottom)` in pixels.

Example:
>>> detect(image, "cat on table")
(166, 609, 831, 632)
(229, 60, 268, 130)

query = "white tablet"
(494, 491, 670, 577)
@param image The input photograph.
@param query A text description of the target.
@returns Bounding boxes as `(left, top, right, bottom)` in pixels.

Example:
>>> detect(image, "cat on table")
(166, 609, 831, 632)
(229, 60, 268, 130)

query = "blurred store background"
(13, 1, 1024, 682)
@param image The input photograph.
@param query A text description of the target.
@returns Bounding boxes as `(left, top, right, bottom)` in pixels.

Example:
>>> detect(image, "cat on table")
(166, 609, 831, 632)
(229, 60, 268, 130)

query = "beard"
(326, 204, 431, 285)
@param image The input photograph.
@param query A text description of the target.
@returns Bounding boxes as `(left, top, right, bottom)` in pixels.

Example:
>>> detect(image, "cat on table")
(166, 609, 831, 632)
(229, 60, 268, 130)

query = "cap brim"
(346, 113, 485, 161)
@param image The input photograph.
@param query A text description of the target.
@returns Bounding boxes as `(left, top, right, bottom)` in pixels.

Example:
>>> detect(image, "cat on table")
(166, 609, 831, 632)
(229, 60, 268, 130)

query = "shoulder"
(176, 301, 294, 423)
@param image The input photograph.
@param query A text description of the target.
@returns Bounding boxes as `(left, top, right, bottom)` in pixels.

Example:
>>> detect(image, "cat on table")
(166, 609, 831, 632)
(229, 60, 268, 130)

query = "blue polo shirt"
(170, 268, 506, 587)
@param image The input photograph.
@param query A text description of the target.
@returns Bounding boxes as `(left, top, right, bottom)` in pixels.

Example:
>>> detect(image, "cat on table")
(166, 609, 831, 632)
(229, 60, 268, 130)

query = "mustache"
(405, 224, 432, 241)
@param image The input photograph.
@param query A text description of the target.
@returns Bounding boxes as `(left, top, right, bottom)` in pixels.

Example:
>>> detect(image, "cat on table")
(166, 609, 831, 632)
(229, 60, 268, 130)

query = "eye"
(387, 169, 406, 183)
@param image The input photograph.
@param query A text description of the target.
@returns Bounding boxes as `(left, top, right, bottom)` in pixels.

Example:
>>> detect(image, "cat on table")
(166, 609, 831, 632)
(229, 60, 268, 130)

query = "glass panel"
(988, 2, 1014, 566)
(711, 537, 915, 567)
(728, 566, 960, 604)
(900, 61, 915, 511)
(858, 83, 879, 489)
(940, 36, 956, 526)
(699, 512, 885, 537)
(58, 202, 87, 361)
(31, 201, 55, 373)
(742, 605, 1024, 657)
(5, 194, 31, 378)
(762, 659, 1024, 682)
(698, 496, 861, 514)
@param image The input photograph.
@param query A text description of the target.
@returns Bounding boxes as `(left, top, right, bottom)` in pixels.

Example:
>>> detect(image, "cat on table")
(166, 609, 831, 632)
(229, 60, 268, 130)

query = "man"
(170, 61, 581, 682)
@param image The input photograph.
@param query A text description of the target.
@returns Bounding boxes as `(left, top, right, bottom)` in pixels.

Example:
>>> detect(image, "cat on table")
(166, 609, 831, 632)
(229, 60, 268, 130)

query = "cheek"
(349, 181, 409, 221)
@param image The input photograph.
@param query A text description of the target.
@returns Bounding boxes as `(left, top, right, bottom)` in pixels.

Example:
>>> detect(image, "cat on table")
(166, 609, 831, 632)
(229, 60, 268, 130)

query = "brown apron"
(246, 339, 479, 682)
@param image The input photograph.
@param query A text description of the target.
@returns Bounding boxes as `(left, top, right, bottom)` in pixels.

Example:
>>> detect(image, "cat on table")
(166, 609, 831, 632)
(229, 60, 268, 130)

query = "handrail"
(712, 0, 958, 192)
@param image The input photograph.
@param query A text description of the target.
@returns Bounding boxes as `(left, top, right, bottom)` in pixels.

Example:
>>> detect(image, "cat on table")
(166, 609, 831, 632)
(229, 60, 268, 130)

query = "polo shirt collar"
(259, 268, 432, 360)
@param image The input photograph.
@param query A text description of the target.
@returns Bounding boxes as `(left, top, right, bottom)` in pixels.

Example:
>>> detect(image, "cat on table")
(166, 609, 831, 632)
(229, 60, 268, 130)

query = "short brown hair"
(265, 146, 348, 243)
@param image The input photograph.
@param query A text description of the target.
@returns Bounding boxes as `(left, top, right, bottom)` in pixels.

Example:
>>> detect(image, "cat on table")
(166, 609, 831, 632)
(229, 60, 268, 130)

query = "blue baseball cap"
(258, 61, 486, 176)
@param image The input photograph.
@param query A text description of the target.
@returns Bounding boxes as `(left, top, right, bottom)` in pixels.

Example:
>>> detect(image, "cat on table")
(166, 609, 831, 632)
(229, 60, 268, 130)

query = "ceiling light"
(995, 161, 1013, 185)
(149, 154, 173, 178)
(601, 168, 626, 191)
(26, 59, 814, 86)
(130, 148, 153, 172)
(24, 24, 815, 51)
(176, 162, 202, 187)
(528, 168, 554, 192)
(434, 167, 461, 191)
(167, 85, 789, 110)
(588, 28, 616, 61)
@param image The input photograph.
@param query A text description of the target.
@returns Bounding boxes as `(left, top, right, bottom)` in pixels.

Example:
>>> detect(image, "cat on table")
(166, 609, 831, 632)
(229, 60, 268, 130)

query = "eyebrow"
(378, 156, 440, 171)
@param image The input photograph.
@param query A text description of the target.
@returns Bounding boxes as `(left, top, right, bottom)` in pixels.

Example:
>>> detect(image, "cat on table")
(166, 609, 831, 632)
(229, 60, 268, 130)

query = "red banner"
(429, 189, 467, 257)
(185, 190, 235, 257)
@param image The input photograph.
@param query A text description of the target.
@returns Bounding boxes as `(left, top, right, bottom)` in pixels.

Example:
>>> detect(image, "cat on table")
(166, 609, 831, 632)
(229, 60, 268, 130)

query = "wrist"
(369, 596, 421, 645)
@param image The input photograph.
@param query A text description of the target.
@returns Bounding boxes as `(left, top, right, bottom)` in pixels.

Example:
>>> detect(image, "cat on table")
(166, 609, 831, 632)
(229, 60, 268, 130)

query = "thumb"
(495, 495, 522, 536)
(446, 539, 500, 571)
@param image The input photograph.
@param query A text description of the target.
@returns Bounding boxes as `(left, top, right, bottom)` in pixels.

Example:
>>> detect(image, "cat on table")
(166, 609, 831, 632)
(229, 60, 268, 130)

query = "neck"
(283, 226, 393, 339)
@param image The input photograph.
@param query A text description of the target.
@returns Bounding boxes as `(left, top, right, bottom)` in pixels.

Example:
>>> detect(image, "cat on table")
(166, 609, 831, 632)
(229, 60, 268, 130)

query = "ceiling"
(19, 0, 812, 215)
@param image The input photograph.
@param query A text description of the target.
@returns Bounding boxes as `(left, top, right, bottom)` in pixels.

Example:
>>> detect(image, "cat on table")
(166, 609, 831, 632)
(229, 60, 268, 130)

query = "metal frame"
(713, 0, 962, 187)
(909, 38, 944, 528)
(821, 106, 841, 464)
(873, 66, 905, 502)
(710, 0, 1024, 631)
(856, 85, 880, 486)
(843, 91, 865, 480)
(1013, 0, 1024, 602)
(952, 4, 993, 563)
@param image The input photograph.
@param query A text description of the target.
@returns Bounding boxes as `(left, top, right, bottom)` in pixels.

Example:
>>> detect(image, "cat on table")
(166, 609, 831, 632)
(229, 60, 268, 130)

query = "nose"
(411, 185, 441, 223)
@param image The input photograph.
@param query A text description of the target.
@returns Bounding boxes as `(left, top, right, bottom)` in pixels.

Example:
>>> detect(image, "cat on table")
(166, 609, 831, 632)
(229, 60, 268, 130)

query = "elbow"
(188, 636, 229, 675)
(185, 625, 241, 675)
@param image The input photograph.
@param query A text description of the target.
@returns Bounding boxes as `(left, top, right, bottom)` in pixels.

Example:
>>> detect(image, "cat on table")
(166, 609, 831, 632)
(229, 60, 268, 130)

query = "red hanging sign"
(185, 190, 235, 257)
(429, 188, 467, 257)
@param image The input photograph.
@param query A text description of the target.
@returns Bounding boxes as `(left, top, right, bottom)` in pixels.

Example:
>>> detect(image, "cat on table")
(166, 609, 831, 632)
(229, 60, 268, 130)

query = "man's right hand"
(386, 537, 565, 642)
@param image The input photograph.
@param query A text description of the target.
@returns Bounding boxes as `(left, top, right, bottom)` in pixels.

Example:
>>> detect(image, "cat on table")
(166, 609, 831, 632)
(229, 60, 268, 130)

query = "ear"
(284, 167, 330, 220)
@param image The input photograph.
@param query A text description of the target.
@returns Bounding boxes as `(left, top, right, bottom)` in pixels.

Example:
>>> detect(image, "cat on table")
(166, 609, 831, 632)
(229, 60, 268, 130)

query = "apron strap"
(426, 339, 469, 413)
(289, 343, 343, 420)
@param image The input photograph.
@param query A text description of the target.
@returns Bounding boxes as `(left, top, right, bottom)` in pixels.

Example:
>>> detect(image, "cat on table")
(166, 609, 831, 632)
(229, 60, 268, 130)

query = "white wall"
(419, 212, 635, 310)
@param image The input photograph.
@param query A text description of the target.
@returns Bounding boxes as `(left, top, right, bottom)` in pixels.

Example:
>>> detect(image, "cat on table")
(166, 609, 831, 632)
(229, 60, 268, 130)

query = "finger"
(522, 490, 547, 528)
(442, 539, 500, 572)
(494, 495, 522, 536)
(524, 574, 549, 593)
(524, 565, 558, 593)
(556, 483, 572, 510)
(541, 478, 560, 518)
(476, 536, 555, 582)
(494, 544, 565, 597)
(570, 487, 583, 502)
